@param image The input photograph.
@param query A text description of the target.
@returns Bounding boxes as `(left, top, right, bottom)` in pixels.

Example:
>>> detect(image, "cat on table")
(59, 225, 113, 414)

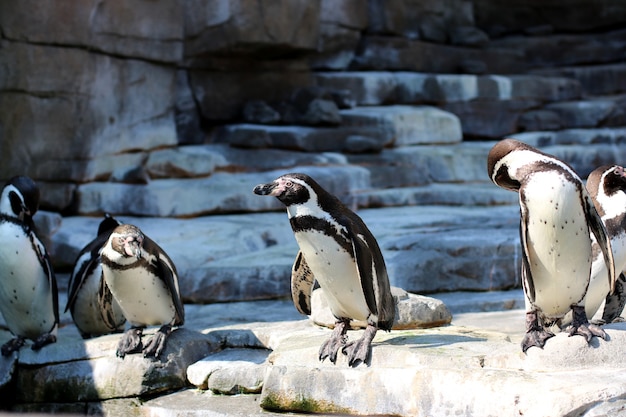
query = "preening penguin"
(253, 173, 395, 367)
(100, 224, 184, 359)
(585, 165, 626, 323)
(0, 176, 59, 355)
(487, 139, 615, 352)
(66, 214, 126, 338)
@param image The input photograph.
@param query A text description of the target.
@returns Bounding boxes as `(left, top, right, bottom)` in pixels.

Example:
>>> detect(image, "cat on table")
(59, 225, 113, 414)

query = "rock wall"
(1, 0, 625, 215)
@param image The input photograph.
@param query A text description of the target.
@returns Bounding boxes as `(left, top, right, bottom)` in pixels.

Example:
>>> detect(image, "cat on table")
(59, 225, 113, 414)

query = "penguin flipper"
(30, 231, 59, 327)
(291, 250, 315, 316)
(519, 196, 536, 303)
(97, 272, 127, 331)
(350, 232, 378, 319)
(584, 192, 616, 294)
(143, 237, 185, 326)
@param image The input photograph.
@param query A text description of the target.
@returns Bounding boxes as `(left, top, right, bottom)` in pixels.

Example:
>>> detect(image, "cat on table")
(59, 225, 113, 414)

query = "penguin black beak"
(253, 182, 277, 196)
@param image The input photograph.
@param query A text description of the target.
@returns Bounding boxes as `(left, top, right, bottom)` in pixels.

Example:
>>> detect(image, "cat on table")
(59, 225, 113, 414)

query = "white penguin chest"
(523, 174, 591, 316)
(0, 223, 55, 337)
(102, 263, 175, 327)
(294, 230, 370, 321)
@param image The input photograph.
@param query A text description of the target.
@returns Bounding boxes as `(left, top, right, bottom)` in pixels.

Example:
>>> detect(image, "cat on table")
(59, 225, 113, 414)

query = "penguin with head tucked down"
(583, 165, 626, 324)
(66, 214, 126, 338)
(487, 139, 615, 352)
(100, 224, 184, 359)
(253, 173, 395, 367)
(0, 176, 59, 355)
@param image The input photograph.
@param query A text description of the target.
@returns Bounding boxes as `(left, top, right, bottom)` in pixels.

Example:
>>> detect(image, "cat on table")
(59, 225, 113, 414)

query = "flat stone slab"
(340, 105, 462, 146)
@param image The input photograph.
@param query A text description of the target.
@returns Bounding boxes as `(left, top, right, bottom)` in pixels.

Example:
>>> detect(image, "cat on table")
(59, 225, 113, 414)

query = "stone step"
(314, 71, 581, 107)
(532, 62, 626, 96)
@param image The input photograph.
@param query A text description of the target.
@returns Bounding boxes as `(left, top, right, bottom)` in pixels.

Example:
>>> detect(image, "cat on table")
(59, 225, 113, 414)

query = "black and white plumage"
(253, 173, 395, 367)
(100, 224, 184, 359)
(0, 176, 59, 355)
(487, 139, 616, 352)
(584, 165, 626, 323)
(65, 214, 126, 338)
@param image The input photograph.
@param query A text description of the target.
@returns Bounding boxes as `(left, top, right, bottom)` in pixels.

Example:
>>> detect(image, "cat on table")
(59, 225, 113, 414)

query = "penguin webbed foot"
(116, 327, 144, 358)
(566, 305, 608, 343)
(31, 333, 57, 351)
(521, 310, 555, 353)
(319, 320, 349, 364)
(142, 324, 173, 359)
(342, 324, 377, 367)
(1, 337, 25, 356)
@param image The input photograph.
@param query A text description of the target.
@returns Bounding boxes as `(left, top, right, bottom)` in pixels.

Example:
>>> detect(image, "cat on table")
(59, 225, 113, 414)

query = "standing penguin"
(66, 214, 126, 338)
(253, 173, 395, 367)
(585, 165, 626, 323)
(100, 224, 184, 359)
(487, 139, 615, 352)
(0, 176, 59, 355)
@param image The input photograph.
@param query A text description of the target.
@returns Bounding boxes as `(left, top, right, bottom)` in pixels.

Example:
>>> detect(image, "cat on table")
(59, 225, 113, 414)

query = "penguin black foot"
(521, 310, 555, 353)
(142, 325, 173, 359)
(566, 305, 608, 343)
(319, 319, 349, 364)
(116, 327, 144, 358)
(342, 324, 377, 367)
(1, 337, 25, 356)
(31, 333, 57, 351)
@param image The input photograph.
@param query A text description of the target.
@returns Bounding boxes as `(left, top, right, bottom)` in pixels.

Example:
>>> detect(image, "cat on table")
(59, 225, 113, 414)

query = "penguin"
(584, 165, 626, 323)
(65, 214, 126, 338)
(0, 176, 59, 355)
(487, 139, 616, 352)
(253, 173, 395, 367)
(100, 223, 184, 359)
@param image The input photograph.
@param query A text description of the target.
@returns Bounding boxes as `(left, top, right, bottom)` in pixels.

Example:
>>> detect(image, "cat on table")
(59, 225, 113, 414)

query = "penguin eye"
(285, 181, 293, 188)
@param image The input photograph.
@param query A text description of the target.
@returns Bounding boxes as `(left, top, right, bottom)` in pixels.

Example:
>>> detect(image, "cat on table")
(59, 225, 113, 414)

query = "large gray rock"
(352, 35, 525, 74)
(339, 105, 463, 146)
(474, 0, 626, 35)
(8, 328, 214, 403)
(532, 63, 626, 96)
(184, 0, 321, 61)
(0, 41, 177, 182)
(0, 0, 183, 63)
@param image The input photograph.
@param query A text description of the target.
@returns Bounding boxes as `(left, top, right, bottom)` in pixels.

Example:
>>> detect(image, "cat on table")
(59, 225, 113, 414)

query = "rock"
(0, 41, 177, 182)
(311, 0, 367, 69)
(184, 0, 321, 59)
(357, 183, 518, 209)
(488, 30, 626, 69)
(189, 70, 313, 122)
(518, 109, 563, 131)
(11, 328, 215, 402)
(242, 100, 282, 125)
(532, 62, 626, 96)
(145, 146, 229, 178)
(442, 99, 539, 138)
(342, 135, 385, 154)
(352, 35, 525, 74)
(175, 69, 205, 145)
(310, 287, 452, 330)
(220, 124, 389, 152)
(75, 163, 368, 219)
(417, 14, 448, 43)
(0, 0, 183, 63)
(187, 348, 270, 393)
(367, 0, 474, 39)
(314, 72, 399, 106)
(545, 99, 617, 128)
(339, 105, 463, 146)
(474, 0, 626, 35)
(448, 26, 490, 47)
(299, 98, 342, 126)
